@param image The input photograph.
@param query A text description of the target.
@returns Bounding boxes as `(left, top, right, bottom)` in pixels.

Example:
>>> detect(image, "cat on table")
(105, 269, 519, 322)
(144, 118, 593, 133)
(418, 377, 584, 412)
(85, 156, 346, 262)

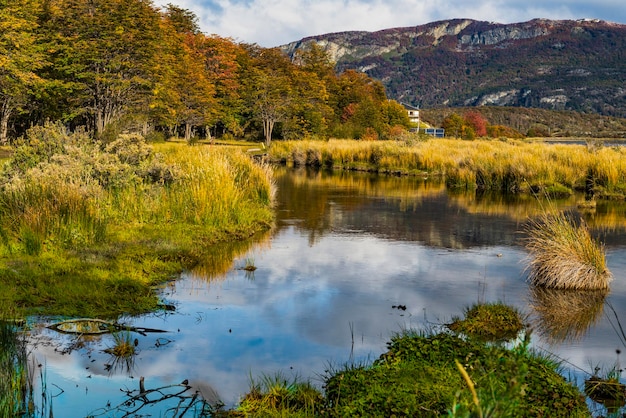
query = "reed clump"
(447, 302, 526, 342)
(524, 211, 612, 290)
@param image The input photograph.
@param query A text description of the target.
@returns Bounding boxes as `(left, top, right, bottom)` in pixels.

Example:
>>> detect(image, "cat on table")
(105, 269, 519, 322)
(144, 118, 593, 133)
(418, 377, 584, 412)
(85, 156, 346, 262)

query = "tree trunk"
(264, 119, 274, 147)
(0, 100, 12, 145)
(185, 123, 192, 142)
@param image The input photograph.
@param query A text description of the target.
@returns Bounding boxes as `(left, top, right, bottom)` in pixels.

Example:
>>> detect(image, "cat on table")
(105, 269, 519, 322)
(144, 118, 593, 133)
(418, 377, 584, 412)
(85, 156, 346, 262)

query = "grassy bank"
(222, 304, 589, 417)
(0, 124, 275, 318)
(269, 138, 626, 199)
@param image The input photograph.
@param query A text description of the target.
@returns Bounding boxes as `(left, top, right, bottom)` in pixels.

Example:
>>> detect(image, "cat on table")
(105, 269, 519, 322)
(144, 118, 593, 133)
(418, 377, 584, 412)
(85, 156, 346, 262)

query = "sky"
(152, 0, 626, 47)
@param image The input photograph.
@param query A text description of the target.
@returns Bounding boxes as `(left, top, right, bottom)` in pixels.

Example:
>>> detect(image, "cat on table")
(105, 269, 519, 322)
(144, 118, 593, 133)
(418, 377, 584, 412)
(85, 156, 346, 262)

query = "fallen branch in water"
(47, 318, 168, 336)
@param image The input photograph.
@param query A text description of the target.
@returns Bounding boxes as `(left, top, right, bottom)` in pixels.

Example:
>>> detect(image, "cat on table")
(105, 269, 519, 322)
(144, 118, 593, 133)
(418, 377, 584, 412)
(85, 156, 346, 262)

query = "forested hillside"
(283, 19, 626, 119)
(0, 0, 410, 144)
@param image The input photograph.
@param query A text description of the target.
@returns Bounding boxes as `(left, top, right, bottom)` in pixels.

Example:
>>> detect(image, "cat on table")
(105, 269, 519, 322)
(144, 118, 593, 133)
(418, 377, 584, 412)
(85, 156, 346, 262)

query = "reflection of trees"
(275, 167, 519, 248)
(529, 286, 608, 344)
(1, 324, 33, 417)
(451, 192, 626, 239)
(89, 377, 214, 417)
(274, 167, 626, 249)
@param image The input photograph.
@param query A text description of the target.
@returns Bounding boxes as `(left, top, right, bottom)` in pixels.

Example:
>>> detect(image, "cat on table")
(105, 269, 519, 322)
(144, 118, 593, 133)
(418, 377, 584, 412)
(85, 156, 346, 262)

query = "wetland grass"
(104, 331, 137, 372)
(229, 304, 588, 417)
(269, 138, 626, 199)
(0, 317, 33, 417)
(323, 330, 587, 417)
(524, 211, 612, 290)
(237, 373, 323, 417)
(0, 124, 275, 318)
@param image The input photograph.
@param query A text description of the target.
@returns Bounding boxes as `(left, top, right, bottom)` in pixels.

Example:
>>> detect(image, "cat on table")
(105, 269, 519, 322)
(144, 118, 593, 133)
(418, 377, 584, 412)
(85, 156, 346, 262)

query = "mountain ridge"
(282, 18, 626, 119)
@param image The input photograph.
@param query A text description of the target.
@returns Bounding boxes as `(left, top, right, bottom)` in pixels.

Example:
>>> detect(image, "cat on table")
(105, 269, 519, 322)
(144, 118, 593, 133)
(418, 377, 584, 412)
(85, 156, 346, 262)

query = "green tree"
(381, 100, 411, 133)
(329, 69, 388, 138)
(287, 44, 335, 139)
(243, 47, 294, 146)
(0, 0, 44, 143)
(442, 113, 464, 138)
(161, 3, 200, 35)
(44, 0, 161, 137)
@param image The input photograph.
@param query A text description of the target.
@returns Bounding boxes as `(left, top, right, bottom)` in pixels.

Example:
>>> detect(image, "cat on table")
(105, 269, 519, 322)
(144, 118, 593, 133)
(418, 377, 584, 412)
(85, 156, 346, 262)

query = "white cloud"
(153, 0, 626, 46)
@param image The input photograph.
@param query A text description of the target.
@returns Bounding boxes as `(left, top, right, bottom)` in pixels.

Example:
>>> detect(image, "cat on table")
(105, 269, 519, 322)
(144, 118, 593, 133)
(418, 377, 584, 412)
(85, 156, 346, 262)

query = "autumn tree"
(0, 0, 44, 143)
(463, 110, 488, 137)
(192, 35, 244, 138)
(152, 7, 217, 141)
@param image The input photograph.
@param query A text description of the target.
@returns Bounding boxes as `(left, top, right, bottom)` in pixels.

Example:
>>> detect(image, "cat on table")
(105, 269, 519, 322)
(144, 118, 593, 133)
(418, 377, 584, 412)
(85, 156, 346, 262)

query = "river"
(27, 166, 626, 417)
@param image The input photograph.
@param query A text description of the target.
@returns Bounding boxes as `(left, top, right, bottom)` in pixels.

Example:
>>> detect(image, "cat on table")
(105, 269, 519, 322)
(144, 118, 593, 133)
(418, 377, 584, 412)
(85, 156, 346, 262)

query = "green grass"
(235, 373, 324, 417)
(323, 331, 588, 417)
(104, 331, 137, 372)
(228, 304, 589, 417)
(524, 211, 612, 290)
(447, 302, 526, 342)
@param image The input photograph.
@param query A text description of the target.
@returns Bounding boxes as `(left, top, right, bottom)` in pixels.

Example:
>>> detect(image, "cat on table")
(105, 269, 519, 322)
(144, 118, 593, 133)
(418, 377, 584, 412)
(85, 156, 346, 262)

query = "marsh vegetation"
(0, 123, 274, 318)
(524, 211, 612, 290)
(269, 138, 626, 199)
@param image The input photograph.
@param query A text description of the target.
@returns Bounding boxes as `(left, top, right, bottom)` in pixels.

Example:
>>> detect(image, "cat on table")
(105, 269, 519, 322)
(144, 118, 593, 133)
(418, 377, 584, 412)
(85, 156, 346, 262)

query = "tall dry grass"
(524, 211, 612, 290)
(0, 124, 275, 256)
(108, 143, 274, 232)
(269, 139, 626, 198)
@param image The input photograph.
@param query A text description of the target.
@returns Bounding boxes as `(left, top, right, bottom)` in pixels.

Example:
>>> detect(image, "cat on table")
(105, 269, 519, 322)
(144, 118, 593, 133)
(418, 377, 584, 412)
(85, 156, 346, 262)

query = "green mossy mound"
(447, 302, 526, 342)
(323, 332, 588, 417)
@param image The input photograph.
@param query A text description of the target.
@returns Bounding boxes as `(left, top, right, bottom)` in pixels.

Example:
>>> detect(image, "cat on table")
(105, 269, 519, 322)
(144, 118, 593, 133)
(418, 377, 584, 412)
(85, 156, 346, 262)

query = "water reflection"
(529, 287, 608, 344)
(25, 167, 626, 417)
(189, 233, 271, 281)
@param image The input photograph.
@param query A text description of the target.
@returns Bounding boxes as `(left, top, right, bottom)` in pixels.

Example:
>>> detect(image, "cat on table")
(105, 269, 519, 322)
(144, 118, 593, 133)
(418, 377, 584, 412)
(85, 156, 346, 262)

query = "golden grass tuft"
(524, 211, 612, 290)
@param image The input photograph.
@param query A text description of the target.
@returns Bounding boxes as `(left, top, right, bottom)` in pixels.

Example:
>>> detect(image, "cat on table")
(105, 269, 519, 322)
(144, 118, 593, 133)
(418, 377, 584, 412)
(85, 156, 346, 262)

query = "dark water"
(27, 167, 626, 417)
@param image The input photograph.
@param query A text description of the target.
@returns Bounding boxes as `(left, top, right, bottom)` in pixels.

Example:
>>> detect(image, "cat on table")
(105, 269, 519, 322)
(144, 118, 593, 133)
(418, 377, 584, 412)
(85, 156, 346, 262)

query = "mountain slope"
(282, 18, 626, 118)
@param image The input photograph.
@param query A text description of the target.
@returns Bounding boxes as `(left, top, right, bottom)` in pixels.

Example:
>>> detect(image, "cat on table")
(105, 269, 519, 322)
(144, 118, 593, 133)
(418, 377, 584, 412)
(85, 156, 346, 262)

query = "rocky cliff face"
(282, 19, 626, 118)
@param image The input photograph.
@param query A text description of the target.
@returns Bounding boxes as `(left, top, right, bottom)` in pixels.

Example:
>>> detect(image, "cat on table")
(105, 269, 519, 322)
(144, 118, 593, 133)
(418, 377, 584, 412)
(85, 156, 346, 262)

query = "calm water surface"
(28, 167, 626, 416)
